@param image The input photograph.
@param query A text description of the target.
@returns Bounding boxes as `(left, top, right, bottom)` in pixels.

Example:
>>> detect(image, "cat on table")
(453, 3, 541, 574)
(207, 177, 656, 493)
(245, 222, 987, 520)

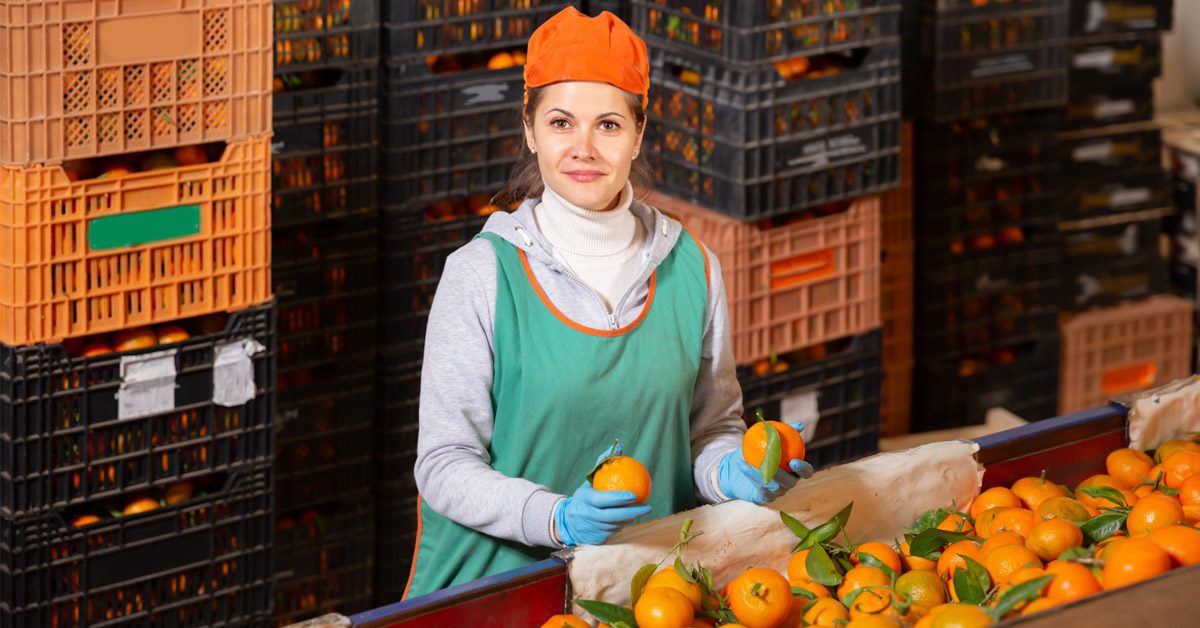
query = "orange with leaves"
(1100, 538, 1171, 590)
(895, 570, 946, 612)
(1019, 597, 1063, 616)
(726, 568, 792, 628)
(633, 587, 694, 628)
(837, 565, 891, 600)
(1145, 524, 1200, 567)
(1153, 438, 1200, 464)
(1106, 448, 1155, 488)
(786, 549, 812, 582)
(644, 568, 702, 610)
(1024, 519, 1083, 561)
(848, 588, 900, 621)
(789, 575, 831, 600)
(1161, 450, 1200, 490)
(1033, 496, 1091, 524)
(1178, 473, 1200, 507)
(995, 565, 1047, 611)
(851, 542, 903, 576)
(901, 541, 937, 572)
(927, 603, 994, 627)
(1011, 475, 1066, 511)
(592, 455, 652, 504)
(989, 508, 1036, 538)
(802, 598, 850, 626)
(969, 487, 1022, 521)
(982, 544, 1042, 584)
(1043, 560, 1101, 601)
(936, 540, 983, 580)
(936, 512, 974, 535)
(1126, 493, 1185, 536)
(742, 421, 806, 472)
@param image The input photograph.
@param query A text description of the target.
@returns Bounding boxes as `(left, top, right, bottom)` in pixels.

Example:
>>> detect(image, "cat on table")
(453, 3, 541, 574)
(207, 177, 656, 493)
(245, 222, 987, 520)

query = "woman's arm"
(687, 244, 747, 503)
(413, 242, 564, 548)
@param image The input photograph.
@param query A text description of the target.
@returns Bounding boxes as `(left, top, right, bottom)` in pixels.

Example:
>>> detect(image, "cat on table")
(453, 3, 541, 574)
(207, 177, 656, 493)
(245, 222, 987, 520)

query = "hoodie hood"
(480, 194, 682, 278)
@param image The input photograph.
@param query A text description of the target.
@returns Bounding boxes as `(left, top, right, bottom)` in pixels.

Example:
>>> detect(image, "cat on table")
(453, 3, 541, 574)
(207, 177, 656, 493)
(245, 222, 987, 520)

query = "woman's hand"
(553, 443, 652, 546)
(718, 421, 815, 504)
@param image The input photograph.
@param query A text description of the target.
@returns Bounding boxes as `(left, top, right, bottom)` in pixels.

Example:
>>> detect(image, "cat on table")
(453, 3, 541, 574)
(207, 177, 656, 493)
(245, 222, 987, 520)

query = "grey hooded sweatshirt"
(412, 195, 746, 549)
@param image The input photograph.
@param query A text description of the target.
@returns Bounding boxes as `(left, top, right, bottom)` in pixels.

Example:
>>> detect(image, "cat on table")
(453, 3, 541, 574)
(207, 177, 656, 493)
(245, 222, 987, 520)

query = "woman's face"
(524, 81, 643, 211)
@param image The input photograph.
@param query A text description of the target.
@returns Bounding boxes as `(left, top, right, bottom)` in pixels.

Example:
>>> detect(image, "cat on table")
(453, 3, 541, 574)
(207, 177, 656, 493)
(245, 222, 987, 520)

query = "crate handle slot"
(770, 248, 836, 290)
(88, 204, 202, 250)
(1102, 362, 1157, 396)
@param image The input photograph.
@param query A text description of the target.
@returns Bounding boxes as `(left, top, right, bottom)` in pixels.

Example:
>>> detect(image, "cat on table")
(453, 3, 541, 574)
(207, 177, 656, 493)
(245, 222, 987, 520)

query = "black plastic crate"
(276, 372, 373, 513)
(918, 3, 1068, 120)
(0, 305, 276, 519)
(588, 0, 628, 21)
(274, 0, 378, 72)
(382, 60, 526, 205)
(376, 356, 421, 483)
(275, 254, 379, 374)
(1065, 84, 1155, 131)
(383, 1, 572, 59)
(1, 467, 273, 627)
(274, 492, 375, 623)
(1058, 122, 1162, 180)
(381, 207, 491, 359)
(272, 66, 379, 229)
(736, 330, 882, 470)
(647, 42, 902, 220)
(913, 337, 1059, 430)
(1068, 32, 1162, 88)
(1062, 248, 1169, 312)
(916, 241, 1061, 361)
(632, 0, 900, 65)
(1063, 166, 1170, 219)
(1167, 176, 1198, 301)
(373, 491, 418, 606)
(1070, 0, 1173, 36)
(273, 210, 381, 271)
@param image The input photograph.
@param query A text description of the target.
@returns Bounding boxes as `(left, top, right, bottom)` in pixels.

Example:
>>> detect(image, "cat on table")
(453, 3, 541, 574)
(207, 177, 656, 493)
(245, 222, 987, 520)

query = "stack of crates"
(269, 0, 380, 622)
(0, 1, 276, 625)
(1056, 1, 1181, 414)
(880, 122, 913, 436)
(376, 0, 607, 605)
(1161, 109, 1200, 371)
(635, 0, 898, 468)
(911, 1, 1068, 429)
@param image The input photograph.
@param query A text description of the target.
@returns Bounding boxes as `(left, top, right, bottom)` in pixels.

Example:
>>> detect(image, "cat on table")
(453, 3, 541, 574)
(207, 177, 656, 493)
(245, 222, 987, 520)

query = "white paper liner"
(566, 440, 983, 607)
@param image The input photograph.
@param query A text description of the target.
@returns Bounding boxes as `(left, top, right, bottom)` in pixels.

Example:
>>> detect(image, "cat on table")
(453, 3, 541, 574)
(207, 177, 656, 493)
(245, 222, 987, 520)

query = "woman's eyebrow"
(546, 108, 628, 121)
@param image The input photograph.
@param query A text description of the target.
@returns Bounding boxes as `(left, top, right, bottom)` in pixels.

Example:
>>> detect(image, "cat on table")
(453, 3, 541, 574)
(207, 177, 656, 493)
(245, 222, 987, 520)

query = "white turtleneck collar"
(535, 181, 639, 259)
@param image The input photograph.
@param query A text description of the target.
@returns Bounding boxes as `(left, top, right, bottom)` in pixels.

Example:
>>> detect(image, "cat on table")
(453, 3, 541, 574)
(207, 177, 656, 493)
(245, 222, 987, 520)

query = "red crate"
(1059, 295, 1194, 414)
(648, 190, 881, 366)
(0, 136, 272, 345)
(0, 0, 272, 166)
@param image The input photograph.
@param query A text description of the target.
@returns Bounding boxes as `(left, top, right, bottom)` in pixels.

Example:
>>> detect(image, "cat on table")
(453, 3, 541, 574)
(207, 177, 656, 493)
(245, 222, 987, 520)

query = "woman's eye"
(599, 120, 621, 131)
(550, 119, 570, 129)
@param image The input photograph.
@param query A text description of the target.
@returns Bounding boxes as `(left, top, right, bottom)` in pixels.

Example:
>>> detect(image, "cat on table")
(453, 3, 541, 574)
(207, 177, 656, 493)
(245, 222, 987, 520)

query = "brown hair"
(492, 86, 654, 209)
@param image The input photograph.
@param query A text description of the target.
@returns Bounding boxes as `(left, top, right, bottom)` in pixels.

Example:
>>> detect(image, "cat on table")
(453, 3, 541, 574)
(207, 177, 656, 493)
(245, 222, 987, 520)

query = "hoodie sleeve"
(688, 243, 747, 503)
(412, 240, 564, 548)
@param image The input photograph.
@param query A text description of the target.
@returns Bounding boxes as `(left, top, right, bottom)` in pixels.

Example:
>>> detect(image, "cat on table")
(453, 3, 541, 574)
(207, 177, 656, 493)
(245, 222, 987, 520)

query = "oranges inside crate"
(0, 0, 272, 166)
(0, 136, 273, 346)
(648, 191, 881, 366)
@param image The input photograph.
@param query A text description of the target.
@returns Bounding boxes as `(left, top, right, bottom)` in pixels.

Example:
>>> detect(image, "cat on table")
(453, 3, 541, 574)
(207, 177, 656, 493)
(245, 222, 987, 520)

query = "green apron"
(404, 229, 709, 598)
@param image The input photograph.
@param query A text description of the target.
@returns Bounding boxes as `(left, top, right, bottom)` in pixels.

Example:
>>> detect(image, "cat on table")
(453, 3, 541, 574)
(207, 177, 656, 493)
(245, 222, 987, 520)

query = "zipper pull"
(608, 313, 618, 330)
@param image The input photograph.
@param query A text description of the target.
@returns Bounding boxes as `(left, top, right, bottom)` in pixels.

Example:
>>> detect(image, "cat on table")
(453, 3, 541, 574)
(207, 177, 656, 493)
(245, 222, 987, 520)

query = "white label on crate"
(1110, 187, 1152, 208)
(780, 388, 820, 444)
(1073, 49, 1116, 70)
(213, 339, 265, 407)
(462, 83, 510, 106)
(118, 349, 179, 420)
(1182, 153, 1200, 180)
(1072, 140, 1114, 163)
(970, 53, 1034, 78)
(1095, 99, 1136, 119)
(787, 133, 869, 169)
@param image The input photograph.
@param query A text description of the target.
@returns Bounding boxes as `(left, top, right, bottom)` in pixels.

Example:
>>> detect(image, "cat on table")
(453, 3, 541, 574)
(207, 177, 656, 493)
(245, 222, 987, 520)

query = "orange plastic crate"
(1059, 295, 1194, 414)
(0, 0, 272, 166)
(648, 190, 881, 366)
(0, 135, 272, 345)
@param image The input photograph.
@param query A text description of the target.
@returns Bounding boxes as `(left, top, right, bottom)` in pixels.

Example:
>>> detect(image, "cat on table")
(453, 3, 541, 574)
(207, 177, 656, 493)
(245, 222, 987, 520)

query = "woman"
(405, 7, 813, 599)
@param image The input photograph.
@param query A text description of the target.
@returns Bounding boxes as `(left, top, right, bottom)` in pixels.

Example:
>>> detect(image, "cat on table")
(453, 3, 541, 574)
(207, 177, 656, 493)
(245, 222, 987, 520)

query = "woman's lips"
(565, 170, 604, 183)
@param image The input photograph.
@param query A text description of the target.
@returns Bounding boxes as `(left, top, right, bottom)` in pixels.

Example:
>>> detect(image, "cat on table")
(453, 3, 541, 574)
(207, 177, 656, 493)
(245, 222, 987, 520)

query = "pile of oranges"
(542, 436, 1200, 628)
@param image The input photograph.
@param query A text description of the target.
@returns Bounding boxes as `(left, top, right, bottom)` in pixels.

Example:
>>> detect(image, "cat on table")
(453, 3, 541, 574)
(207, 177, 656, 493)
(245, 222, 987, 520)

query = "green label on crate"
(88, 205, 202, 250)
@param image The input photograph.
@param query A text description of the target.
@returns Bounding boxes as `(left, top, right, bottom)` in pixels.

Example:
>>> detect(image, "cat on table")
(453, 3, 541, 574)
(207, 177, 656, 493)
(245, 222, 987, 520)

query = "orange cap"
(524, 7, 650, 108)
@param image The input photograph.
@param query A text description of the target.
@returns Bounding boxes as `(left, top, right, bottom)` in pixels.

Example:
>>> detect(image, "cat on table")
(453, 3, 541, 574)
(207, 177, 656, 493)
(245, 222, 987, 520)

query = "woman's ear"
(523, 120, 537, 155)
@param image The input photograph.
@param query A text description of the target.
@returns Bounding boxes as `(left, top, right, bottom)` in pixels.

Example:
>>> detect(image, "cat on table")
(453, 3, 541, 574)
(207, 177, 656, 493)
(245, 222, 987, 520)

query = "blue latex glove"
(719, 421, 815, 504)
(554, 444, 653, 547)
